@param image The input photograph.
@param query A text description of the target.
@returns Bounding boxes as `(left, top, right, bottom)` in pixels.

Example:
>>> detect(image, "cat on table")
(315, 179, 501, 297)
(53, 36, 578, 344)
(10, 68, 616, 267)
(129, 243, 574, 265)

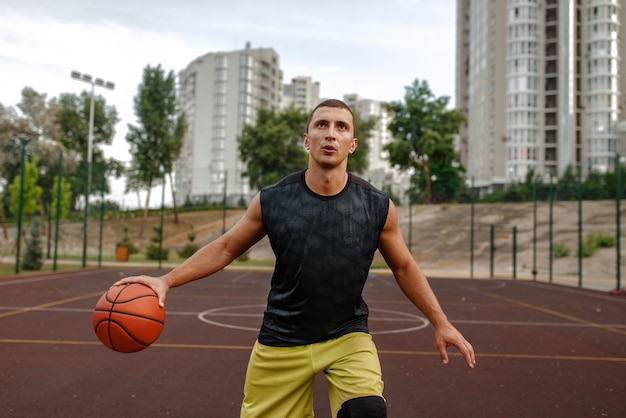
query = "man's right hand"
(113, 275, 169, 308)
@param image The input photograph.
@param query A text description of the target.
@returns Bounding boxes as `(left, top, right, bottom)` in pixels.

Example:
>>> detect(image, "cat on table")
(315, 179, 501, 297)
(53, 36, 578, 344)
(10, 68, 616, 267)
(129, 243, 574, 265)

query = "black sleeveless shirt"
(258, 170, 390, 346)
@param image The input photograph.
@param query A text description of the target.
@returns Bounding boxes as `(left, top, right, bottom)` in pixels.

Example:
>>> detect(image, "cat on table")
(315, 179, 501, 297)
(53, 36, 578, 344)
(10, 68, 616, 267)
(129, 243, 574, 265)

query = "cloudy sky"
(0, 0, 458, 206)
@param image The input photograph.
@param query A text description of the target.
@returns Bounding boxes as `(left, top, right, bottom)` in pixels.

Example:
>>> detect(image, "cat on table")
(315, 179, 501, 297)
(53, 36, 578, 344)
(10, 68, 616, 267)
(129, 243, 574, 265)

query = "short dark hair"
(306, 99, 356, 134)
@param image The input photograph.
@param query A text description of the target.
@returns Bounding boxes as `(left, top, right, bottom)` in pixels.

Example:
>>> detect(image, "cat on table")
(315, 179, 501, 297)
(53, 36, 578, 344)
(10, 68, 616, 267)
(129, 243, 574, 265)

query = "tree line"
(2, 70, 623, 250)
(0, 64, 185, 240)
(480, 164, 626, 203)
(239, 79, 626, 205)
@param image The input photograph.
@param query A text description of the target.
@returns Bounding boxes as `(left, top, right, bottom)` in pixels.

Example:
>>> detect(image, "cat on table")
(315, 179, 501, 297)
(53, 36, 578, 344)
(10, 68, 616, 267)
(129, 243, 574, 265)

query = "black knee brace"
(337, 396, 387, 418)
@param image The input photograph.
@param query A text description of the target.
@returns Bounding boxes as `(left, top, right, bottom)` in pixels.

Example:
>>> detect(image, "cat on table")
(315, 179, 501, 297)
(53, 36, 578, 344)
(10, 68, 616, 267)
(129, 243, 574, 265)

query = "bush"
(237, 250, 250, 262)
(176, 228, 199, 259)
(579, 232, 615, 258)
(594, 232, 615, 248)
(146, 226, 169, 261)
(177, 243, 199, 259)
(146, 245, 169, 260)
(480, 191, 506, 203)
(552, 242, 570, 258)
(579, 240, 596, 258)
(22, 216, 43, 270)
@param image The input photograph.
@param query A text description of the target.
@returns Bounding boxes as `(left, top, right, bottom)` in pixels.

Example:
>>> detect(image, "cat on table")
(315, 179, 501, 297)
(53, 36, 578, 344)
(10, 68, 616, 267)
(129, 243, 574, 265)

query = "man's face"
(304, 106, 358, 168)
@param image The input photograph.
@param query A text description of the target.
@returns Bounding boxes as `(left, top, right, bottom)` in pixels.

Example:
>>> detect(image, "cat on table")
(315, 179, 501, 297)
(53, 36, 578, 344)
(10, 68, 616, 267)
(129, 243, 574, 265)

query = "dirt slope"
(393, 201, 623, 281)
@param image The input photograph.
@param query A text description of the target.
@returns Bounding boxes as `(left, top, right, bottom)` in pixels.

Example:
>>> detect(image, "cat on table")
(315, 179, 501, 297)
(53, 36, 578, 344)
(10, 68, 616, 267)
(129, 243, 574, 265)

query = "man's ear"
(303, 133, 310, 151)
(349, 137, 358, 154)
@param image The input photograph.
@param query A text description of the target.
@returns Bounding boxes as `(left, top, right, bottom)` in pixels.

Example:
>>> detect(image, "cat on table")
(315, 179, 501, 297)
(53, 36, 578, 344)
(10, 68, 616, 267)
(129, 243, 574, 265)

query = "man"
(114, 99, 475, 417)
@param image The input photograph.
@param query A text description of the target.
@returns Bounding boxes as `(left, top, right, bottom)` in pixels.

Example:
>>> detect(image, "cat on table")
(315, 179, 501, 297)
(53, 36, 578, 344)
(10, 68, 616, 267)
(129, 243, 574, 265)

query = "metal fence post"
(490, 224, 495, 279)
(513, 226, 517, 280)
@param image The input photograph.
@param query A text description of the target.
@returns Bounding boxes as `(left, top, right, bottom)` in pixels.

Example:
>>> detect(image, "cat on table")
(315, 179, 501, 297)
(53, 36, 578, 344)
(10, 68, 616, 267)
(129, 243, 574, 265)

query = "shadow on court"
(1, 268, 625, 417)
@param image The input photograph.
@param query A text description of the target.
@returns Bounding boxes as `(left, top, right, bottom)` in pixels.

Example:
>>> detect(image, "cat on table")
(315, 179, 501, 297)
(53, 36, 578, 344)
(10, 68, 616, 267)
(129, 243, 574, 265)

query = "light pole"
(70, 71, 114, 268)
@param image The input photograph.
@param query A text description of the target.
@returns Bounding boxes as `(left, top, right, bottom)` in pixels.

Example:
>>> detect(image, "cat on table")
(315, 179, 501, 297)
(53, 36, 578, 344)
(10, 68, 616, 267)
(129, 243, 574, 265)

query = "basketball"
(93, 283, 165, 353)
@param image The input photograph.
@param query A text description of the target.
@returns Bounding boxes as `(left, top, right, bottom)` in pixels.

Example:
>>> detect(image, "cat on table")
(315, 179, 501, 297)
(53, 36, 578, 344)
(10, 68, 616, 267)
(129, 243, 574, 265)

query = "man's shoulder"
(261, 171, 303, 194)
(349, 173, 388, 197)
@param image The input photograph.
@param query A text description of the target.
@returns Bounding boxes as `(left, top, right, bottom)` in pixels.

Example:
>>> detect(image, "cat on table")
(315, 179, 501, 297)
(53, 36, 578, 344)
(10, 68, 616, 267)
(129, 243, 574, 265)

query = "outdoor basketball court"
(1, 268, 625, 417)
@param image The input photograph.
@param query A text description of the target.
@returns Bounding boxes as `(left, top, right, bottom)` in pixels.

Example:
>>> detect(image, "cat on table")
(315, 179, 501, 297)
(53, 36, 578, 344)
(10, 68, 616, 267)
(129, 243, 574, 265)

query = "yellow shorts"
(240, 332, 384, 418)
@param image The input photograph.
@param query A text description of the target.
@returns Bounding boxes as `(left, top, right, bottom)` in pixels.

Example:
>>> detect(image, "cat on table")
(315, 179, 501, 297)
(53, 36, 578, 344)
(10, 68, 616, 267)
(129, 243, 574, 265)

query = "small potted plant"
(116, 227, 136, 262)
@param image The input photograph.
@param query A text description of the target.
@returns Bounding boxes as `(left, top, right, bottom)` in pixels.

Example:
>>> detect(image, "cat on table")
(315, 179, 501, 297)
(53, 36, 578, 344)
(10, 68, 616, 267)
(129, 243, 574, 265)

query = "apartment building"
(343, 94, 411, 203)
(456, 0, 625, 193)
(175, 43, 283, 205)
(282, 76, 320, 111)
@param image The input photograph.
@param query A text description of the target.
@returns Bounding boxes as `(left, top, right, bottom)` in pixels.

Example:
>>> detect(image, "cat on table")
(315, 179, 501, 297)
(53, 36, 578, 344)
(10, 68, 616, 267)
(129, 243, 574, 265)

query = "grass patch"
(231, 259, 276, 268)
(552, 242, 570, 258)
(0, 262, 83, 277)
(579, 232, 615, 258)
(370, 262, 390, 270)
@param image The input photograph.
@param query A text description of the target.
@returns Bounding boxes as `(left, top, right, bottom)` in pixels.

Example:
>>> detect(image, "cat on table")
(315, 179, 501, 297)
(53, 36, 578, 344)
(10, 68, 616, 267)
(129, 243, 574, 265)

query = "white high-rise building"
(457, 0, 625, 192)
(282, 76, 320, 111)
(343, 94, 411, 203)
(175, 42, 283, 205)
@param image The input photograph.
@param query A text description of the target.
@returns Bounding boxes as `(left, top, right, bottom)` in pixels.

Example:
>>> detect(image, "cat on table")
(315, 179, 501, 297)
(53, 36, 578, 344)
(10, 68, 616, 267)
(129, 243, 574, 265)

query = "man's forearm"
(393, 263, 449, 328)
(162, 237, 234, 288)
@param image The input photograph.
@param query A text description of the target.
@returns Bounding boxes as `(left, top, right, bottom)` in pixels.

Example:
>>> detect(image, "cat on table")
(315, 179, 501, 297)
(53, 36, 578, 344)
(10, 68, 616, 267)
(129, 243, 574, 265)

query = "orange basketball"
(93, 283, 165, 353)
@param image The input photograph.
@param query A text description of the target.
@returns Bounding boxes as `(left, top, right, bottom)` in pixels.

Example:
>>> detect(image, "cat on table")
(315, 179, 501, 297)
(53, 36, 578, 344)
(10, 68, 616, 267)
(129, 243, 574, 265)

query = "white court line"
(197, 305, 431, 334)
(2, 306, 623, 329)
(453, 319, 626, 328)
(0, 269, 134, 287)
(367, 274, 394, 286)
(230, 272, 254, 282)
(515, 280, 626, 303)
(0, 307, 95, 313)
(441, 281, 508, 292)
(0, 271, 95, 286)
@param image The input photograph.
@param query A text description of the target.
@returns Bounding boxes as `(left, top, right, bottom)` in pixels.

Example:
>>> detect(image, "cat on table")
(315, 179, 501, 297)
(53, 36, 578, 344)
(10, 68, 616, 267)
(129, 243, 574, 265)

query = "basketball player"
(115, 99, 475, 417)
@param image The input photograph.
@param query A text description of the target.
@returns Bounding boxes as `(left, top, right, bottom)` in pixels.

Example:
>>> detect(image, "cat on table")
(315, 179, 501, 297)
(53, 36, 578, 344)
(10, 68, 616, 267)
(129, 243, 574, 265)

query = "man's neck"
(304, 167, 348, 196)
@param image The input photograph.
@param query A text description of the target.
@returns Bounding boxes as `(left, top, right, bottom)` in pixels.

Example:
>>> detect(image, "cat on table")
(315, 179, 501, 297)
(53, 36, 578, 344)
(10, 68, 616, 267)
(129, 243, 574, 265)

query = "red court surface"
(1, 268, 625, 417)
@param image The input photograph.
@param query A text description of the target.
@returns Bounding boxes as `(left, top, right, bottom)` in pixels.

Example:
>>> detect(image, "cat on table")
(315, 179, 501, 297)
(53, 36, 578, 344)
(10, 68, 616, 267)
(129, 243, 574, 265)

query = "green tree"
(18, 89, 82, 244)
(0, 105, 23, 183)
(123, 159, 147, 209)
(17, 87, 62, 141)
(50, 175, 72, 219)
(21, 215, 43, 270)
(126, 64, 186, 232)
(583, 170, 609, 200)
(239, 106, 309, 190)
(1, 89, 78, 219)
(556, 165, 579, 201)
(8, 157, 42, 217)
(239, 106, 374, 190)
(385, 79, 465, 203)
(0, 104, 30, 234)
(603, 166, 626, 200)
(56, 89, 120, 210)
(501, 168, 540, 202)
(348, 111, 375, 174)
(428, 156, 466, 203)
